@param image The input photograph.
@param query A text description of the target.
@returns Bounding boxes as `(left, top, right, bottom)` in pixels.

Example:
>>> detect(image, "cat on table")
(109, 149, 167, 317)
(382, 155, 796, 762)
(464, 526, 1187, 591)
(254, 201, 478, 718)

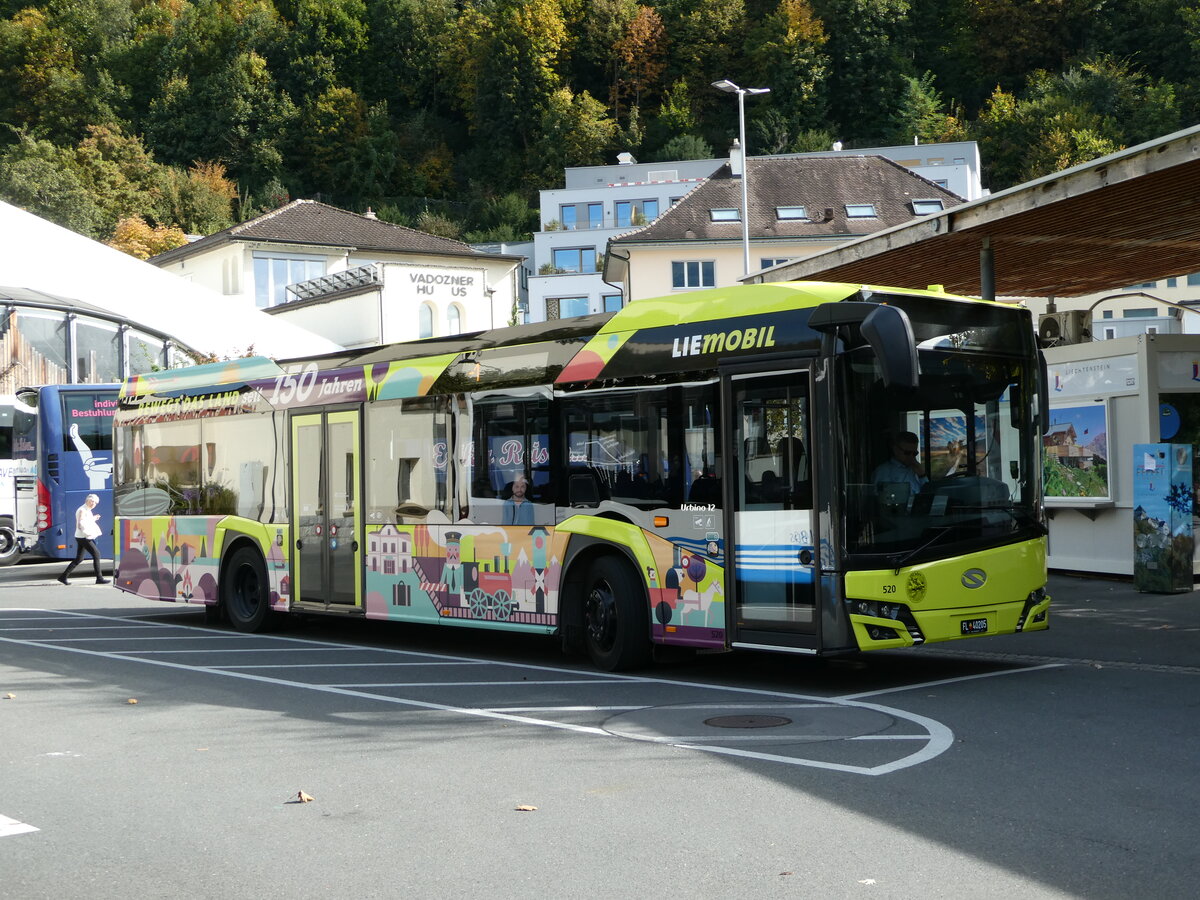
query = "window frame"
(672, 260, 716, 290)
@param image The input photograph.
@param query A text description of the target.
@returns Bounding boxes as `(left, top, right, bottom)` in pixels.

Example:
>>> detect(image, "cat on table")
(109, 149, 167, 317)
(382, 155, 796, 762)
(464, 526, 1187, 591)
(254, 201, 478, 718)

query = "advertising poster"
(1044, 403, 1109, 499)
(1132, 443, 1194, 592)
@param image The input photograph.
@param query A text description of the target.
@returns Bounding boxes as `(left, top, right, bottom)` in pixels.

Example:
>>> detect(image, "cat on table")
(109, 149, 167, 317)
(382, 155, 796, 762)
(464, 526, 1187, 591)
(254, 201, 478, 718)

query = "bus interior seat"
(568, 470, 602, 507)
(689, 475, 721, 504)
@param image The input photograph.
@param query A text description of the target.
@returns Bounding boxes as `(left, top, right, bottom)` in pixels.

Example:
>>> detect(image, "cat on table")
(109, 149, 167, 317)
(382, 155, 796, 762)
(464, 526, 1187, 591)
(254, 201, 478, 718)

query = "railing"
(287, 263, 383, 303)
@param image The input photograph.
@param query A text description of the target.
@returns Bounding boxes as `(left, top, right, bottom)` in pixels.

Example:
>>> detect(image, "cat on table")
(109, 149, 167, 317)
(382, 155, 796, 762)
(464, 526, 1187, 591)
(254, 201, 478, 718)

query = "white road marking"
(0, 608, 1058, 775)
(213, 661, 486, 669)
(320, 679, 613, 687)
(0, 814, 39, 838)
(835, 663, 1065, 701)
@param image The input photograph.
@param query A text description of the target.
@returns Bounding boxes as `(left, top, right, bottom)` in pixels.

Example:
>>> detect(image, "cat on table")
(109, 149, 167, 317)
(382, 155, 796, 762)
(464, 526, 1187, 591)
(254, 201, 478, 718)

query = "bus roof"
(120, 281, 1000, 399)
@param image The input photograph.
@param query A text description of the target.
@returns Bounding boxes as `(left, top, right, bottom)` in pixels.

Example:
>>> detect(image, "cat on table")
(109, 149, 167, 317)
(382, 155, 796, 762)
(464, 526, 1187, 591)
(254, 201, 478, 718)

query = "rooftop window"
(912, 199, 944, 215)
(845, 204, 877, 218)
(710, 208, 741, 222)
(776, 206, 807, 220)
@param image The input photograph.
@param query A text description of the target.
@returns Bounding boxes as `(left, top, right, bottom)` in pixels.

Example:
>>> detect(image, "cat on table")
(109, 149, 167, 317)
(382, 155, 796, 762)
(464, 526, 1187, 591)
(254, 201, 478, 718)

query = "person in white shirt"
(57, 493, 109, 585)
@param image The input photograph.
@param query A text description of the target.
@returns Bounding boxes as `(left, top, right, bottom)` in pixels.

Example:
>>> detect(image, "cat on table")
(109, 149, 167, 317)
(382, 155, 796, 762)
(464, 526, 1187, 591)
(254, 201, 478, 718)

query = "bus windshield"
(840, 298, 1042, 566)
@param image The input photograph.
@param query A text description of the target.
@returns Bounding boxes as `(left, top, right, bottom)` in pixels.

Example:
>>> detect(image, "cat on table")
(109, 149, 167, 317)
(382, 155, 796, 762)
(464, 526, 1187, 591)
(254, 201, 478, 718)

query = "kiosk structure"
(1044, 334, 1200, 577)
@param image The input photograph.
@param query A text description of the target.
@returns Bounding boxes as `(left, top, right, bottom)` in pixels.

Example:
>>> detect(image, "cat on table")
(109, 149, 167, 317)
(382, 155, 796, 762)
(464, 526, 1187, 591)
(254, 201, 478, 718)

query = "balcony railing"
(287, 263, 382, 303)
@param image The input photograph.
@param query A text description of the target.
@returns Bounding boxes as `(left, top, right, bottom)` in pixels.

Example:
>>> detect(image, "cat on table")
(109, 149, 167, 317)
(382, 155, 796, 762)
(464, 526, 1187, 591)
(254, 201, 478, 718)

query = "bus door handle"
(798, 549, 814, 566)
(296, 539, 303, 549)
(351, 540, 358, 552)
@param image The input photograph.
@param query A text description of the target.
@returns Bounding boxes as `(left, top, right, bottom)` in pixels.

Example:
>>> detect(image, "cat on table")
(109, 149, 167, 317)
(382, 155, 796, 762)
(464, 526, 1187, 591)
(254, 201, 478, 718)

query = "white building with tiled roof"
(151, 200, 523, 348)
(512, 141, 980, 322)
(604, 154, 964, 303)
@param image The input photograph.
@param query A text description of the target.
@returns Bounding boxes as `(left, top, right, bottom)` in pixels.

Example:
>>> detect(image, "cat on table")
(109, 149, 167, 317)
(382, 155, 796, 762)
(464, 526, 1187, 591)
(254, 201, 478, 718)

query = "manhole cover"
(704, 714, 792, 729)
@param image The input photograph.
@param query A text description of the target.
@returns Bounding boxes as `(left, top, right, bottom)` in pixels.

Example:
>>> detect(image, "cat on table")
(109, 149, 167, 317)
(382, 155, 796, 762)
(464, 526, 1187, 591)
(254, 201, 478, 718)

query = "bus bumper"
(849, 586, 1050, 649)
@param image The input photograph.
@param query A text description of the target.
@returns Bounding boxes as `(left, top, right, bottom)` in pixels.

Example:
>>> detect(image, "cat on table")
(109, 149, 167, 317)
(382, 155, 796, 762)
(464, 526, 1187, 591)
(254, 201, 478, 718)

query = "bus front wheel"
(222, 546, 277, 633)
(582, 555, 651, 671)
(0, 521, 18, 567)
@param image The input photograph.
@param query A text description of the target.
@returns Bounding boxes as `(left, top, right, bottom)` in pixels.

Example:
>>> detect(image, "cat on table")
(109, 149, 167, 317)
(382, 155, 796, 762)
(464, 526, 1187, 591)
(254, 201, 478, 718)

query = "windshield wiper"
(888, 526, 956, 575)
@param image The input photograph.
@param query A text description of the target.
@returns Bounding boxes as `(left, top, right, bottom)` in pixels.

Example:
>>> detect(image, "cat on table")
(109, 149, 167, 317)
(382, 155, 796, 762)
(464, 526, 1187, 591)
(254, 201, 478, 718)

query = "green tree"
(567, 0, 638, 105)
(650, 133, 713, 161)
(886, 72, 968, 146)
(143, 1, 293, 187)
(654, 0, 747, 109)
(158, 161, 238, 234)
(287, 85, 368, 198)
(743, 0, 829, 132)
(0, 131, 102, 236)
(73, 124, 165, 236)
(0, 7, 122, 145)
(474, 0, 567, 144)
(533, 87, 617, 182)
(147, 48, 296, 190)
(811, 0, 912, 144)
(363, 0, 457, 113)
(973, 55, 1179, 189)
(275, 0, 368, 98)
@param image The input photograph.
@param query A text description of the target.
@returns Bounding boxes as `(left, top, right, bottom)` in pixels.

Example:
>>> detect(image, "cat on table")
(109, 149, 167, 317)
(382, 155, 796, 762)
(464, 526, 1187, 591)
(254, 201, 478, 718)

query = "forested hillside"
(0, 0, 1193, 254)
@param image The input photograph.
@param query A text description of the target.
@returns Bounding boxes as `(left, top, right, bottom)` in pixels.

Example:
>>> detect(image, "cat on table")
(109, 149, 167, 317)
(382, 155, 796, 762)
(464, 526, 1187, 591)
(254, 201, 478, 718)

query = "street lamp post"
(712, 79, 770, 277)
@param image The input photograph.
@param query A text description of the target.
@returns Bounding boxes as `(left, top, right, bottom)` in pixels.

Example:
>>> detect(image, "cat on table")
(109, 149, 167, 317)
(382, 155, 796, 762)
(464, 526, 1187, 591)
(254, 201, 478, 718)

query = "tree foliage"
(0, 0, 1197, 255)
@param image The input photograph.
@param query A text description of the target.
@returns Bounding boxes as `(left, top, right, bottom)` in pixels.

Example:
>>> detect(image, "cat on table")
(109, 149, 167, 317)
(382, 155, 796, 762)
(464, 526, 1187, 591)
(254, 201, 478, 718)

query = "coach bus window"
(470, 396, 552, 524)
(60, 390, 116, 453)
(681, 385, 722, 507)
(563, 389, 673, 511)
(366, 398, 451, 522)
(199, 411, 281, 520)
(134, 419, 202, 514)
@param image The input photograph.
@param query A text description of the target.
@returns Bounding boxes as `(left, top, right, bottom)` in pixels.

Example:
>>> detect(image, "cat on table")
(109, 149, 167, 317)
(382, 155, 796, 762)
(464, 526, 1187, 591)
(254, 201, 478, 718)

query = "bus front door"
(291, 409, 363, 611)
(726, 370, 817, 650)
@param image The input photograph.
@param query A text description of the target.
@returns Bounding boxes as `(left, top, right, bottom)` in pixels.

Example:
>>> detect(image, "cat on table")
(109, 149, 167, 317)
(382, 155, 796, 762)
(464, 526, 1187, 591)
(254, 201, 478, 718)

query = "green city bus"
(112, 281, 1050, 670)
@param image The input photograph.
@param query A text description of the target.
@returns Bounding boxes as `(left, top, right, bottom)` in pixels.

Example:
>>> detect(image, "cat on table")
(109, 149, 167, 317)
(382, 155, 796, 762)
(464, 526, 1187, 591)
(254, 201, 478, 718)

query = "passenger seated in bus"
(689, 472, 721, 504)
(502, 473, 534, 525)
(763, 468, 782, 504)
(872, 431, 926, 495)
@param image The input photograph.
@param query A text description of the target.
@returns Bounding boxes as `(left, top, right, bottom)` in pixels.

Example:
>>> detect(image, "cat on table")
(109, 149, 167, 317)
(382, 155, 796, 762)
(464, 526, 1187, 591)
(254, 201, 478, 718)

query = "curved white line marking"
(0, 608, 1066, 775)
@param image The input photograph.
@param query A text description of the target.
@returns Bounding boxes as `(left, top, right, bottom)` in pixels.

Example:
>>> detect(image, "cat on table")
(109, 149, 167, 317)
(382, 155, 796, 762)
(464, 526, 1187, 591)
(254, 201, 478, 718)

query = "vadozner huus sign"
(400, 264, 486, 302)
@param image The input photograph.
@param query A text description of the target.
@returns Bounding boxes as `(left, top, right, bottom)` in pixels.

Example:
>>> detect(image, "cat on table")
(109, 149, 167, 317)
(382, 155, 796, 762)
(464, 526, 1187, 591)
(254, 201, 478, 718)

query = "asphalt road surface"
(2, 560, 1198, 899)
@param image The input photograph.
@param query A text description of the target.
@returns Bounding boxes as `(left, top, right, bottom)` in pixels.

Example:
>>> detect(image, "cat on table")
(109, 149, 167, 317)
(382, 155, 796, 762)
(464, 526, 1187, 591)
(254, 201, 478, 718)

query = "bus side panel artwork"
(363, 523, 560, 629)
(644, 530, 726, 649)
(116, 516, 290, 608)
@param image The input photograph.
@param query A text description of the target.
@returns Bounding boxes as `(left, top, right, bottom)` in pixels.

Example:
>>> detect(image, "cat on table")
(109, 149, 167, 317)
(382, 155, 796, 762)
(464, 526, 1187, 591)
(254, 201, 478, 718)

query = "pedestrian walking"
(57, 493, 109, 585)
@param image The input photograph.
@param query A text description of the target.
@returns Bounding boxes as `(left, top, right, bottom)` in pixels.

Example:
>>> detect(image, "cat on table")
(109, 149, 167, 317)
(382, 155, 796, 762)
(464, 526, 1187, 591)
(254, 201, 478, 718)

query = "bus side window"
(470, 395, 552, 524)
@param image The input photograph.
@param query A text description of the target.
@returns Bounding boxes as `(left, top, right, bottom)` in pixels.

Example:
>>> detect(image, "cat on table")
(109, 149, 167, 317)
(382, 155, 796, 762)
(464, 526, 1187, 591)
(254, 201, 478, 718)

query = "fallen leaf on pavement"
(297, 791, 314, 803)
(3, 693, 14, 699)
(514, 805, 538, 812)
(127, 698, 138, 704)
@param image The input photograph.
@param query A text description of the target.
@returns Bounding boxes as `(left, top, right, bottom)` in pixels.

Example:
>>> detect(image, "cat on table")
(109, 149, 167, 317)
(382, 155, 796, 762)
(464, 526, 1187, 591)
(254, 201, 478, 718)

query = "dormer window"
(710, 208, 741, 222)
(845, 204, 877, 218)
(776, 206, 807, 220)
(912, 199, 944, 215)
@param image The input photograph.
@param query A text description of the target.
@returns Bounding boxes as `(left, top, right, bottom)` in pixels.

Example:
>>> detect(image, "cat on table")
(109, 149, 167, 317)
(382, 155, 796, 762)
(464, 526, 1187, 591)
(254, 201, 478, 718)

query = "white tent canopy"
(0, 201, 342, 359)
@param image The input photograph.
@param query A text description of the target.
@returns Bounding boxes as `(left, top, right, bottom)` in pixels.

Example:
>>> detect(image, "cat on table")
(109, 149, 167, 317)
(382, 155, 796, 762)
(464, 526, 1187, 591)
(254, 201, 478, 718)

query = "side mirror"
(809, 301, 919, 389)
(861, 305, 919, 389)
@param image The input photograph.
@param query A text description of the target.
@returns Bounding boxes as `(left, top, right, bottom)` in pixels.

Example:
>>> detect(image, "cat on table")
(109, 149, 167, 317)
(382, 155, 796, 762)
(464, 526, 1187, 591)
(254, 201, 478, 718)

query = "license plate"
(960, 618, 988, 635)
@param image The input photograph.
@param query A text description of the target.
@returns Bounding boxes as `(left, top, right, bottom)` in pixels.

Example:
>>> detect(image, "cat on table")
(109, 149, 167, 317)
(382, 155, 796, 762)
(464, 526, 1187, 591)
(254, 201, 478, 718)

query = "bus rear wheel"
(222, 546, 277, 633)
(582, 555, 651, 671)
(0, 521, 18, 567)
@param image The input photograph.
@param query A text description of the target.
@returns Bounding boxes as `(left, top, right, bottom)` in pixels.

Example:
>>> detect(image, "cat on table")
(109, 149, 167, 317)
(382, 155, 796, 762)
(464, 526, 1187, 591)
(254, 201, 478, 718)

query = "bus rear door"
(725, 369, 818, 652)
(290, 408, 363, 611)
